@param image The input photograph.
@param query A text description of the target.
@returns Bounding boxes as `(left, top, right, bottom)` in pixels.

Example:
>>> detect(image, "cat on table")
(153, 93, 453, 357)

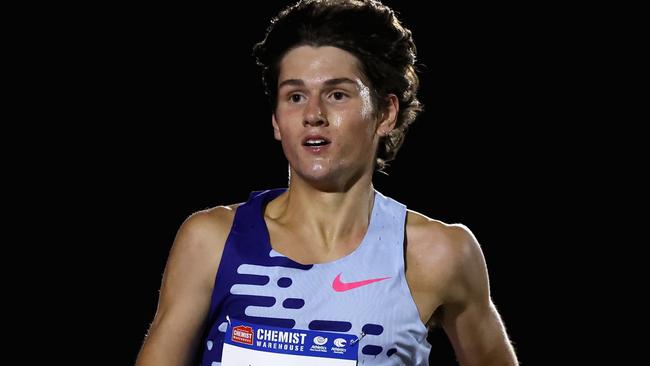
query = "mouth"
(302, 136, 331, 147)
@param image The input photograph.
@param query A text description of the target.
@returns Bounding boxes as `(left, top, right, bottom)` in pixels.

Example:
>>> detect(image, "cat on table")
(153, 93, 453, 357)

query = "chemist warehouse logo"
(243, 327, 308, 353)
(232, 325, 254, 345)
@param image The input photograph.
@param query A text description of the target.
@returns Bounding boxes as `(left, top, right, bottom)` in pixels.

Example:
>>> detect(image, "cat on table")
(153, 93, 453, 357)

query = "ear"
(376, 94, 399, 137)
(272, 113, 282, 141)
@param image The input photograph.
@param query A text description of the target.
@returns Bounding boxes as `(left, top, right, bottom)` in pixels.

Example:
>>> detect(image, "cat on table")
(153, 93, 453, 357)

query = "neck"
(267, 176, 375, 250)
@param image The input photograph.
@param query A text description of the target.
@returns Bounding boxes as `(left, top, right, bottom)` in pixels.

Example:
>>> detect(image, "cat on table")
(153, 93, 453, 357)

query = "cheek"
(358, 83, 373, 121)
(332, 110, 376, 137)
(329, 113, 344, 129)
(339, 120, 378, 156)
(357, 116, 378, 140)
(279, 130, 298, 152)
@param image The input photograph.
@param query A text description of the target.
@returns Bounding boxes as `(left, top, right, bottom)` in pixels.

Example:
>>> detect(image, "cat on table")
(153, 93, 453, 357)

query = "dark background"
(61, 1, 580, 364)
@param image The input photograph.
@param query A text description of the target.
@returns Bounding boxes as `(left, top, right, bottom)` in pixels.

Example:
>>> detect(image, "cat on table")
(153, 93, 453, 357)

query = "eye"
(330, 91, 348, 101)
(289, 94, 304, 103)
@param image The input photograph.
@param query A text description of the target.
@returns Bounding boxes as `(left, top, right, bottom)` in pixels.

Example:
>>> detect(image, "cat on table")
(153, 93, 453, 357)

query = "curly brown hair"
(253, 0, 422, 172)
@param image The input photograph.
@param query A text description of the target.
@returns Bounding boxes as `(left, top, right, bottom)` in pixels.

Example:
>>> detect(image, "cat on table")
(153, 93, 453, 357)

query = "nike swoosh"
(332, 273, 391, 292)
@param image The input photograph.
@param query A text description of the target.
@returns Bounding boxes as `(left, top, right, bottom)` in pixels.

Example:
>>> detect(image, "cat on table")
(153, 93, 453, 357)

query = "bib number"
(221, 318, 358, 365)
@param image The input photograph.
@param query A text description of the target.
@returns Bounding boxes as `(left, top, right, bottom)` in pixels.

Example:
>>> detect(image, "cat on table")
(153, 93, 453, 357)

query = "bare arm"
(441, 225, 518, 366)
(135, 207, 233, 366)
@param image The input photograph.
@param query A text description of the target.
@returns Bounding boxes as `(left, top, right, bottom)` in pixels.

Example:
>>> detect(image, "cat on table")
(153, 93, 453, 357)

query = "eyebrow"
(278, 77, 358, 90)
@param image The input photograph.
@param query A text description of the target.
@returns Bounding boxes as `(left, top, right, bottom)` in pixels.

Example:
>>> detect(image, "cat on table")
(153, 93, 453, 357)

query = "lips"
(302, 135, 331, 147)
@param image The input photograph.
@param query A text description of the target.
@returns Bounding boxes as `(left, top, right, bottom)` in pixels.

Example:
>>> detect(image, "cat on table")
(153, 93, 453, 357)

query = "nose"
(303, 99, 328, 127)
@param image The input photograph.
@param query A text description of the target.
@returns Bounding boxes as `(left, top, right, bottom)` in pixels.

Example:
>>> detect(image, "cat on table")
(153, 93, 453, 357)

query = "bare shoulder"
(174, 204, 240, 252)
(167, 203, 241, 289)
(405, 210, 486, 304)
(177, 204, 240, 245)
(136, 203, 242, 365)
(405, 211, 518, 364)
(406, 210, 480, 272)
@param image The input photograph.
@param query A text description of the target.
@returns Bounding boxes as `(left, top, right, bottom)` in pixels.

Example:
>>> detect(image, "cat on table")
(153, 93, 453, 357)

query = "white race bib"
(221, 318, 359, 365)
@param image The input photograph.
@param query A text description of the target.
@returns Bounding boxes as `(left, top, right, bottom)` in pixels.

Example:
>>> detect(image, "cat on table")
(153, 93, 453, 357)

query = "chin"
(294, 165, 365, 193)
(293, 166, 341, 190)
(303, 168, 335, 183)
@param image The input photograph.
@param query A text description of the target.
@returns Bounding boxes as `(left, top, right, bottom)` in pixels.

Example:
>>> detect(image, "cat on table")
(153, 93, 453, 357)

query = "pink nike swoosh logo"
(332, 273, 391, 292)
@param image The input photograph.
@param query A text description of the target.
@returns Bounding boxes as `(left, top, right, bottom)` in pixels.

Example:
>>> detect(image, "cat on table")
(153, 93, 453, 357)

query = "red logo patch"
(232, 325, 254, 345)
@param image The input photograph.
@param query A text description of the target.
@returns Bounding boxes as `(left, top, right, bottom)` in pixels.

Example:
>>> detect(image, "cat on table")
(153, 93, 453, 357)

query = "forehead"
(278, 45, 364, 84)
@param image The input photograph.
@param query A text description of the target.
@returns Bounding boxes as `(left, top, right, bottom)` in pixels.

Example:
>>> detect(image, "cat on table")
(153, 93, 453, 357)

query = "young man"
(136, 1, 518, 365)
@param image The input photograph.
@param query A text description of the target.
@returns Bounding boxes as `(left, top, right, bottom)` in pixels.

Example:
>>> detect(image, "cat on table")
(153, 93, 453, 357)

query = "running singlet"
(199, 188, 431, 365)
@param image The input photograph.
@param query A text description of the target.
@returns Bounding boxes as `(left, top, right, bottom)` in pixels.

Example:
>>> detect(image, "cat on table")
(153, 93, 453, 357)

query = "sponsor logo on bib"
(232, 325, 254, 345)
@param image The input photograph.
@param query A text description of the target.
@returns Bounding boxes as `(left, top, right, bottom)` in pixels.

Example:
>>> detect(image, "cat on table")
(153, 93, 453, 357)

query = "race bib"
(221, 318, 359, 365)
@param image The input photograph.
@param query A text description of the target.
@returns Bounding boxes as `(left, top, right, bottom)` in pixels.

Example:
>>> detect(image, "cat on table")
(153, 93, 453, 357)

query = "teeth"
(305, 139, 326, 146)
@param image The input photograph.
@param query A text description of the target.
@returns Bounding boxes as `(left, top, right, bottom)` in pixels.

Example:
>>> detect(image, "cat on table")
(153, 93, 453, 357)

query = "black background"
(55, 1, 582, 364)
